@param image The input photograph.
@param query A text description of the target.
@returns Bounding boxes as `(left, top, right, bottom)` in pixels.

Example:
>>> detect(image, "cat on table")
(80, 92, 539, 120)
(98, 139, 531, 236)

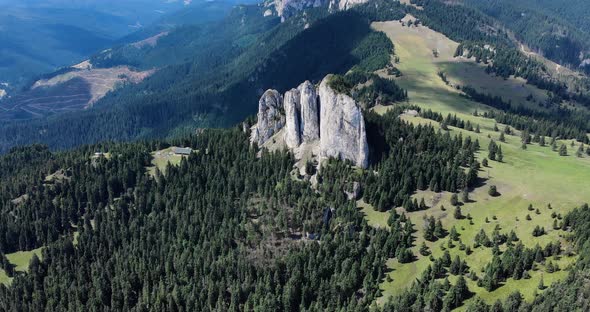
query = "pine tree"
(488, 185, 498, 196)
(450, 226, 460, 241)
(559, 144, 568, 156)
(420, 242, 430, 256)
(434, 220, 445, 238)
(451, 194, 459, 206)
(462, 188, 469, 203)
(454, 206, 463, 219)
(488, 140, 497, 160)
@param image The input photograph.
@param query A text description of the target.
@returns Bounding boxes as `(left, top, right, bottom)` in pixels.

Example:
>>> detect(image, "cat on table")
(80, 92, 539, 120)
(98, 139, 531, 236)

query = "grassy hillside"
(370, 19, 590, 308)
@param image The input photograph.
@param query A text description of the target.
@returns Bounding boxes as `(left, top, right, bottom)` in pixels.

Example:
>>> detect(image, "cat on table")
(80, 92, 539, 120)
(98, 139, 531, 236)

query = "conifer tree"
(559, 144, 568, 156)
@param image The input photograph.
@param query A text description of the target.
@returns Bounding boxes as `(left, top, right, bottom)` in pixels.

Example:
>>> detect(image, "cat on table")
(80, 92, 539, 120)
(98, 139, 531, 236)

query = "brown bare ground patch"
(32, 66, 154, 107)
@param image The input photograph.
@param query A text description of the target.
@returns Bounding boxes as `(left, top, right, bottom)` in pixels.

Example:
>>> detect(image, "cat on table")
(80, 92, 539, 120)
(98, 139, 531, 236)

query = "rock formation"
(318, 76, 369, 168)
(250, 76, 369, 169)
(284, 88, 302, 149)
(298, 80, 320, 142)
(250, 90, 284, 146)
(266, 0, 368, 19)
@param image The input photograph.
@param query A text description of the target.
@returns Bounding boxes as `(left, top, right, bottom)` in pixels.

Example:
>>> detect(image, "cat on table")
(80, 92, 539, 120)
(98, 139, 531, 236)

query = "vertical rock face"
(298, 81, 320, 143)
(251, 75, 369, 169)
(284, 88, 302, 149)
(250, 89, 284, 146)
(267, 0, 368, 19)
(271, 0, 327, 19)
(329, 0, 367, 11)
(318, 76, 369, 168)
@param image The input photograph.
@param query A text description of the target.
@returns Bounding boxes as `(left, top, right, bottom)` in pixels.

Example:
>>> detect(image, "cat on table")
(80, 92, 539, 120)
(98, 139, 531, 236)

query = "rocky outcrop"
(344, 181, 361, 200)
(250, 76, 369, 169)
(318, 76, 369, 168)
(250, 90, 284, 146)
(298, 81, 320, 142)
(284, 88, 302, 149)
(329, 0, 368, 11)
(267, 0, 368, 19)
(270, 0, 326, 19)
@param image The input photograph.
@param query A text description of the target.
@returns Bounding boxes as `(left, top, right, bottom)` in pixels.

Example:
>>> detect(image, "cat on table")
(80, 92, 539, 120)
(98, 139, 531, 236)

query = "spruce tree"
(454, 206, 463, 219)
(559, 144, 568, 156)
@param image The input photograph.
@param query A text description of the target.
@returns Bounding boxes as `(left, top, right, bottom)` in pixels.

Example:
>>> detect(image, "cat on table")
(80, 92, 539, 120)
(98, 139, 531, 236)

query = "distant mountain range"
(0, 0, 237, 90)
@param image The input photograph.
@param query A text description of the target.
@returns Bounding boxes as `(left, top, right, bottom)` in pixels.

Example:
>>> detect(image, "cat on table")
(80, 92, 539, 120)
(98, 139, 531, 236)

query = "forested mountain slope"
(458, 0, 590, 72)
(2, 0, 590, 155)
(0, 0, 211, 89)
(0, 0, 406, 153)
(1, 0, 590, 310)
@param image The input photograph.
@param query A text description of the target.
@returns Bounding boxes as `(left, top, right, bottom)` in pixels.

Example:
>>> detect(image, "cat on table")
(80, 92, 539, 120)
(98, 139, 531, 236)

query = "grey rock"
(270, 0, 327, 19)
(318, 75, 369, 168)
(251, 76, 369, 170)
(284, 88, 302, 148)
(250, 89, 285, 146)
(268, 0, 368, 19)
(344, 181, 361, 200)
(298, 80, 320, 143)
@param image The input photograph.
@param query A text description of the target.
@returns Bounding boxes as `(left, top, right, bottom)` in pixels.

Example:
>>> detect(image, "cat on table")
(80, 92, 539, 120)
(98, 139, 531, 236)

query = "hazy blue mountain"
(0, 0, 230, 89)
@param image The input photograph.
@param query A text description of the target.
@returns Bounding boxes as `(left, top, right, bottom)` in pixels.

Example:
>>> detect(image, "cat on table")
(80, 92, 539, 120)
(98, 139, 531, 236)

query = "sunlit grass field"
(369, 19, 590, 308)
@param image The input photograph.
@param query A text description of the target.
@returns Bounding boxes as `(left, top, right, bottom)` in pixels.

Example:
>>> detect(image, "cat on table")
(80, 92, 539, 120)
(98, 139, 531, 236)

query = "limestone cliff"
(250, 76, 369, 169)
(318, 76, 369, 168)
(250, 90, 285, 146)
(266, 0, 368, 19)
(284, 88, 302, 149)
(298, 81, 320, 142)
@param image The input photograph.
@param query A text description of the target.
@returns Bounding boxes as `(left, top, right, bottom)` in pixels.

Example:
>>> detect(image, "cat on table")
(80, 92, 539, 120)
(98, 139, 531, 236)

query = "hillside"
(2, 0, 590, 154)
(370, 18, 590, 308)
(0, 0, 236, 93)
(2, 0, 590, 311)
(0, 67, 154, 121)
(0, 1, 407, 152)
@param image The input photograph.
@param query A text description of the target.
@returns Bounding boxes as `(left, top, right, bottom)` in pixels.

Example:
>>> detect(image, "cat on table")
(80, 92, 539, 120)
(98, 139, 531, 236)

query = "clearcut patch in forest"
(367, 19, 590, 309)
(146, 147, 193, 176)
(0, 66, 154, 121)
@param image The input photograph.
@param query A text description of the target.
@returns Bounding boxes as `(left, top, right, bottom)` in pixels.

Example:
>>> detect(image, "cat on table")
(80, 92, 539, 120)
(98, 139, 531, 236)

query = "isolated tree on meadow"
(488, 185, 498, 196)
(451, 193, 459, 206)
(559, 144, 568, 156)
(454, 206, 463, 219)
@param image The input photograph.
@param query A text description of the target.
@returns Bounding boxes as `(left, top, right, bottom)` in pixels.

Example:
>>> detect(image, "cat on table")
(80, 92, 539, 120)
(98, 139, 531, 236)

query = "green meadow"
(370, 19, 590, 308)
(0, 247, 44, 285)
